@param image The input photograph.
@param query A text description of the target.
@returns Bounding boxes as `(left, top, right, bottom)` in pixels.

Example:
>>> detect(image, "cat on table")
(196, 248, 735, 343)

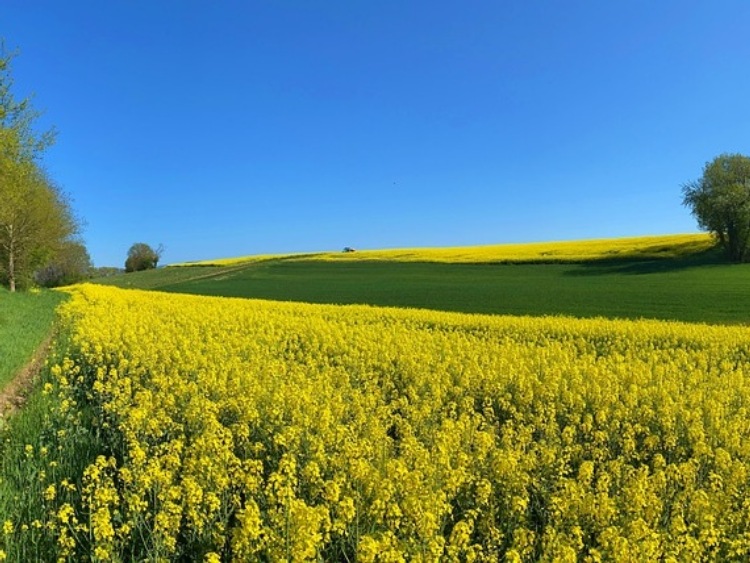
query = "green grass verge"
(0, 289, 65, 391)
(92, 246, 750, 325)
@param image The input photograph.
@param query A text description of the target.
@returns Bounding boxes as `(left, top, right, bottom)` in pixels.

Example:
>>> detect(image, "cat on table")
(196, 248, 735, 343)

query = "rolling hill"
(91, 233, 750, 324)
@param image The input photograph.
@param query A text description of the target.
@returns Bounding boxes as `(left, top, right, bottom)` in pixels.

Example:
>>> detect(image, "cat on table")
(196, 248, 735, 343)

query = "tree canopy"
(125, 243, 163, 272)
(0, 160, 78, 290)
(683, 153, 750, 263)
(0, 44, 80, 290)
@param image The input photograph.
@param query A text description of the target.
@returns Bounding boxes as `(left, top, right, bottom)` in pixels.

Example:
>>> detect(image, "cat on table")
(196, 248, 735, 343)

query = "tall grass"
(0, 332, 105, 561)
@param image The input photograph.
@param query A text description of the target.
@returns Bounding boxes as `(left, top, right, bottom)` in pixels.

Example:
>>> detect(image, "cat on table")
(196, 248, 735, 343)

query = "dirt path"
(0, 331, 55, 419)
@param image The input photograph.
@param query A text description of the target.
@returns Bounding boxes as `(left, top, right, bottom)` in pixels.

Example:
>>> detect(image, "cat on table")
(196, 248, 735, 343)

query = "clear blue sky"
(4, 1, 749, 266)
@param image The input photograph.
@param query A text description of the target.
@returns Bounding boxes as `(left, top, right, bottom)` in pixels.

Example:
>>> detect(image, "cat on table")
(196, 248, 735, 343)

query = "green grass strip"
(0, 289, 65, 392)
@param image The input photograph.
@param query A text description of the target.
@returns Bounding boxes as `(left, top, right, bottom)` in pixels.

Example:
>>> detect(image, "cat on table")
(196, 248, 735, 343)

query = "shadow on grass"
(563, 248, 731, 276)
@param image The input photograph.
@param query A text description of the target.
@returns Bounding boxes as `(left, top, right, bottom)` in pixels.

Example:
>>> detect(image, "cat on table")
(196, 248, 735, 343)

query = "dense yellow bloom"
(175, 233, 713, 266)
(49, 283, 750, 560)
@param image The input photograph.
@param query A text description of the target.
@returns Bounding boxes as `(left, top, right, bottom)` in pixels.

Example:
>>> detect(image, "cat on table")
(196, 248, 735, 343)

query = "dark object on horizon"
(343, 247, 356, 253)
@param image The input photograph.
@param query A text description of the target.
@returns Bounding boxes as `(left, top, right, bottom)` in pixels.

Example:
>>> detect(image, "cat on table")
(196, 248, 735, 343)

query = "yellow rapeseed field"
(21, 283, 750, 560)
(174, 233, 714, 267)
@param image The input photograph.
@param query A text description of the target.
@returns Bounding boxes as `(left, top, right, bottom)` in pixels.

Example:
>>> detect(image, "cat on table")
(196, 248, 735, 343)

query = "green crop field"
(91, 237, 750, 325)
(0, 289, 65, 392)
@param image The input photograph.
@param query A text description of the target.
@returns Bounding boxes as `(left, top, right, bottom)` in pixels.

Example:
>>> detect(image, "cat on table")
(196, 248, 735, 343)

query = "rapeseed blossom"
(26, 283, 750, 560)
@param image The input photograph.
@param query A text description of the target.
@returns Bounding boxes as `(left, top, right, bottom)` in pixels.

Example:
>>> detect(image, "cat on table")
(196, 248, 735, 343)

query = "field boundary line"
(154, 262, 264, 288)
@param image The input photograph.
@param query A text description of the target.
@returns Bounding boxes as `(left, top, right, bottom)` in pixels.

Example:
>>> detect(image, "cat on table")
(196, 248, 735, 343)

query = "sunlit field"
(174, 233, 714, 266)
(4, 284, 750, 560)
(90, 233, 750, 325)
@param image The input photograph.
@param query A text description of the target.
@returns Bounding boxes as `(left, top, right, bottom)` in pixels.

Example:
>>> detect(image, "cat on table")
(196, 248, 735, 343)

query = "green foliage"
(683, 153, 750, 262)
(0, 162, 78, 291)
(34, 241, 92, 288)
(124, 242, 162, 273)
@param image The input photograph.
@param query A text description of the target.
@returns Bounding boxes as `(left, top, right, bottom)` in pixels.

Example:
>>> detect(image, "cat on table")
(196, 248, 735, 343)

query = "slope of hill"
(90, 233, 749, 324)
(172, 233, 714, 266)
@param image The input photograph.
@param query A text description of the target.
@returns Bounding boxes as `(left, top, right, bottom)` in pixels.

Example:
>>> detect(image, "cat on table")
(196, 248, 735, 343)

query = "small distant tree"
(682, 153, 750, 262)
(125, 242, 163, 272)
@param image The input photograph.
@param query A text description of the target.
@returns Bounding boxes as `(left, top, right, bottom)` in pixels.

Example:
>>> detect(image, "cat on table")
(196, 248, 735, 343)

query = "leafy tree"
(0, 44, 79, 291)
(125, 243, 163, 272)
(0, 158, 78, 290)
(683, 153, 750, 263)
(34, 240, 92, 287)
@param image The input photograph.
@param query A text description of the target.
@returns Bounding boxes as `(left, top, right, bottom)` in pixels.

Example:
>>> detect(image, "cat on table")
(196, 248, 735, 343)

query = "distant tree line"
(0, 43, 86, 290)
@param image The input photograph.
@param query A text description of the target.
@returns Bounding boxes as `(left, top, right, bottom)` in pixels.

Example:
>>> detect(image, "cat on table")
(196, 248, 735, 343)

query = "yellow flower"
(51, 283, 750, 560)
(44, 484, 56, 501)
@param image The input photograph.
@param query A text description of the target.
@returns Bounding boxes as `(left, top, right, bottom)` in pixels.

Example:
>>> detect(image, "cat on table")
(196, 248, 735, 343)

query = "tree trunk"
(8, 245, 15, 292)
(726, 222, 741, 262)
(8, 247, 16, 293)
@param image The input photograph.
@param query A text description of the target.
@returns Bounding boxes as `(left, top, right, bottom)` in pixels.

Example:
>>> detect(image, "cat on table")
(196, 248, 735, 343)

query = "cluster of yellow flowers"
(37, 284, 750, 560)
(176, 233, 713, 266)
